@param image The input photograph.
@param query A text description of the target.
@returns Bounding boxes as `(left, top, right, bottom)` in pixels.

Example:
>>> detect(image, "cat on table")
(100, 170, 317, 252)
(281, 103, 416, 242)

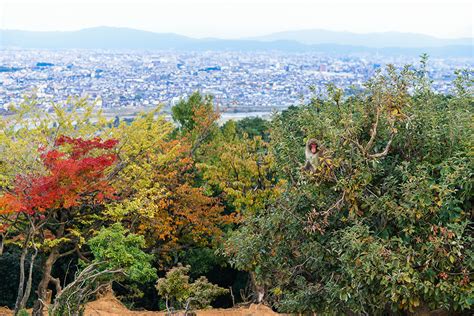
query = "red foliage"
(0, 136, 118, 215)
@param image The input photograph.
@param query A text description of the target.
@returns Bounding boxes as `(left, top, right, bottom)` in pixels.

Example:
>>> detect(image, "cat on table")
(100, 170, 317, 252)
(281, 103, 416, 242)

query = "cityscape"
(1, 49, 471, 116)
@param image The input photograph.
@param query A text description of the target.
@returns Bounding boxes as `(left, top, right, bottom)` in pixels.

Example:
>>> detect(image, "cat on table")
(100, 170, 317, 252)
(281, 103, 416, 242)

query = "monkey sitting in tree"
(304, 138, 321, 172)
(304, 138, 336, 179)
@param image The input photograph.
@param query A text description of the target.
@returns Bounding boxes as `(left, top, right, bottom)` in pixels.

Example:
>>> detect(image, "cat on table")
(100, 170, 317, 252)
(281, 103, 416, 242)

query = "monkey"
(304, 138, 321, 172)
(303, 138, 336, 180)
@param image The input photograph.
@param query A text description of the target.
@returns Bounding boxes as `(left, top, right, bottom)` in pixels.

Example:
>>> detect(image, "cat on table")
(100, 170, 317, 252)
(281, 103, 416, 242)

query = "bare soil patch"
(85, 293, 279, 315)
(0, 293, 279, 316)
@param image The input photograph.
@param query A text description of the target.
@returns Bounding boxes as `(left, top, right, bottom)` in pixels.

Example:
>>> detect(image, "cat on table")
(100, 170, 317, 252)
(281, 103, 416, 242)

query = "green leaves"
(155, 264, 228, 310)
(87, 223, 156, 283)
(224, 61, 474, 314)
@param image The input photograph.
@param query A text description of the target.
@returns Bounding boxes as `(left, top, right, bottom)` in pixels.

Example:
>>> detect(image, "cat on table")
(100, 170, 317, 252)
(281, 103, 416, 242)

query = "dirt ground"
(0, 307, 12, 316)
(85, 293, 279, 316)
(0, 293, 280, 316)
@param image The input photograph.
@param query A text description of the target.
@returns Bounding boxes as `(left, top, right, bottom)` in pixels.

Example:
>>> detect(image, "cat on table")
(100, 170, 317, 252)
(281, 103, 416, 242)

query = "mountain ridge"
(1, 27, 472, 57)
(248, 28, 472, 47)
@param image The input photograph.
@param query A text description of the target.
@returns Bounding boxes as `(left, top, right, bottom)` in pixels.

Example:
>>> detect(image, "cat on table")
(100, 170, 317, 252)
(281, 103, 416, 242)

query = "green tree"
(199, 120, 285, 217)
(50, 223, 156, 315)
(172, 91, 215, 133)
(87, 223, 156, 283)
(235, 117, 270, 140)
(156, 264, 228, 313)
(226, 63, 473, 314)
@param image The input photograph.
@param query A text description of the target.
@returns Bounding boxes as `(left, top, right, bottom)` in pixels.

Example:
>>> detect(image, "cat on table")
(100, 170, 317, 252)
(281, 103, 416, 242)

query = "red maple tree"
(0, 135, 118, 215)
(0, 135, 119, 315)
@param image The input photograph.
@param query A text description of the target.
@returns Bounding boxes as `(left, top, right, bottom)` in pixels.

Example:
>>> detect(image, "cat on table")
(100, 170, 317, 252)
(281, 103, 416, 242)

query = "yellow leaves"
(67, 228, 81, 238)
(411, 297, 420, 308)
(313, 154, 339, 182)
(106, 110, 231, 256)
(272, 287, 283, 296)
(402, 274, 412, 283)
(115, 108, 172, 148)
(399, 296, 421, 312)
(43, 236, 70, 250)
(199, 133, 284, 217)
(1, 97, 113, 187)
(449, 255, 456, 264)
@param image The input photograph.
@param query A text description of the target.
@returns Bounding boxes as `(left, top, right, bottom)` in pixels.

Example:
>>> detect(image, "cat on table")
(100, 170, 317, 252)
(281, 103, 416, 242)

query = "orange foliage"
(132, 139, 234, 254)
(0, 136, 118, 215)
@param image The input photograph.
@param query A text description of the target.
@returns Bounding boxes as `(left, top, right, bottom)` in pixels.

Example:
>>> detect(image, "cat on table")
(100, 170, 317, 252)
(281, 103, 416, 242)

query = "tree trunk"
(249, 271, 265, 303)
(0, 234, 4, 256)
(32, 249, 59, 316)
(33, 210, 66, 316)
(19, 245, 38, 310)
(14, 230, 32, 315)
(13, 245, 28, 315)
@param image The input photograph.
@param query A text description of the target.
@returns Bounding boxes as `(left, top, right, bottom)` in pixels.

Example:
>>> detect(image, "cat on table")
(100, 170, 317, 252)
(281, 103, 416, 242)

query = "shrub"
(156, 264, 228, 312)
(49, 224, 156, 315)
(225, 63, 474, 314)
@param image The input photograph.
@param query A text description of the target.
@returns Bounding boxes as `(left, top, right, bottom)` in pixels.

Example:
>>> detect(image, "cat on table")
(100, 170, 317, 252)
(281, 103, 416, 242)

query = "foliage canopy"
(226, 64, 473, 314)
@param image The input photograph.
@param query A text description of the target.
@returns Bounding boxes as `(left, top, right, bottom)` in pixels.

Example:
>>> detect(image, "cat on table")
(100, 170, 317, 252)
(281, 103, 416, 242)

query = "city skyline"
(1, 0, 472, 39)
(1, 49, 468, 115)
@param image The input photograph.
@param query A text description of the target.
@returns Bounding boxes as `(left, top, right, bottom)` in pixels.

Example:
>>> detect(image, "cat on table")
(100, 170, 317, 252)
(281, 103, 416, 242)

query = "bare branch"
(58, 248, 77, 259)
(368, 133, 394, 159)
(365, 107, 381, 153)
(50, 277, 62, 296)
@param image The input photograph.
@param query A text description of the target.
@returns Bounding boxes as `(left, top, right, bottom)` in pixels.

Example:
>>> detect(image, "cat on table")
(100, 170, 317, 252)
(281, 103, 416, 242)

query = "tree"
(1, 96, 233, 312)
(225, 63, 473, 314)
(0, 98, 117, 314)
(235, 117, 270, 141)
(0, 134, 118, 315)
(171, 91, 220, 158)
(156, 264, 228, 313)
(107, 103, 233, 265)
(50, 223, 156, 316)
(172, 91, 215, 133)
(197, 120, 285, 303)
(199, 120, 285, 217)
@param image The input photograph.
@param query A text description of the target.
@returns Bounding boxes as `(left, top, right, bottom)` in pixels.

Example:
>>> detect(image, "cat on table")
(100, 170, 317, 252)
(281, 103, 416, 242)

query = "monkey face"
(310, 143, 318, 154)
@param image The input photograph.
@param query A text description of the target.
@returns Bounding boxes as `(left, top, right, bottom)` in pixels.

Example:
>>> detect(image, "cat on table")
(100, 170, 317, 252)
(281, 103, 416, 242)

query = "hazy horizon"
(1, 25, 473, 41)
(1, 0, 472, 39)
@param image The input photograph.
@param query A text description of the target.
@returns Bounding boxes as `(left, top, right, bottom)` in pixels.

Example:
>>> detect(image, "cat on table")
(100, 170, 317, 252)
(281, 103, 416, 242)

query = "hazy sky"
(0, 0, 472, 39)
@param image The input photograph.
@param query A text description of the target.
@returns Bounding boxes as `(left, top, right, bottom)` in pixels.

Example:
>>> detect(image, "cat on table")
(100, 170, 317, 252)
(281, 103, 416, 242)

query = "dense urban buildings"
(0, 49, 471, 115)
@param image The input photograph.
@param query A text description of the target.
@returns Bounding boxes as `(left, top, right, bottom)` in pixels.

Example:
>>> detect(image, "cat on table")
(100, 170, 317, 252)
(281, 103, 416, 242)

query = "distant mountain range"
(0, 27, 472, 57)
(249, 29, 472, 48)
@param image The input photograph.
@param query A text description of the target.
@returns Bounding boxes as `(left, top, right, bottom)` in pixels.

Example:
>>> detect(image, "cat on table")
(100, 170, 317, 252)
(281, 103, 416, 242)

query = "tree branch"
(365, 107, 381, 153)
(50, 277, 62, 296)
(368, 133, 394, 159)
(58, 248, 77, 259)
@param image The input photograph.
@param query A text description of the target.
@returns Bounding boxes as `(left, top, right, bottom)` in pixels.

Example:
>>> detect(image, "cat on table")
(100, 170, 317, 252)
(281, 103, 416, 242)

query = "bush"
(49, 224, 156, 315)
(156, 264, 228, 312)
(17, 309, 29, 316)
(225, 63, 473, 314)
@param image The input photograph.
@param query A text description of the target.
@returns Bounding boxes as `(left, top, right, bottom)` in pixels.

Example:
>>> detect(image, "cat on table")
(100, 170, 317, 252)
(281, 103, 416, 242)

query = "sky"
(0, 0, 472, 39)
